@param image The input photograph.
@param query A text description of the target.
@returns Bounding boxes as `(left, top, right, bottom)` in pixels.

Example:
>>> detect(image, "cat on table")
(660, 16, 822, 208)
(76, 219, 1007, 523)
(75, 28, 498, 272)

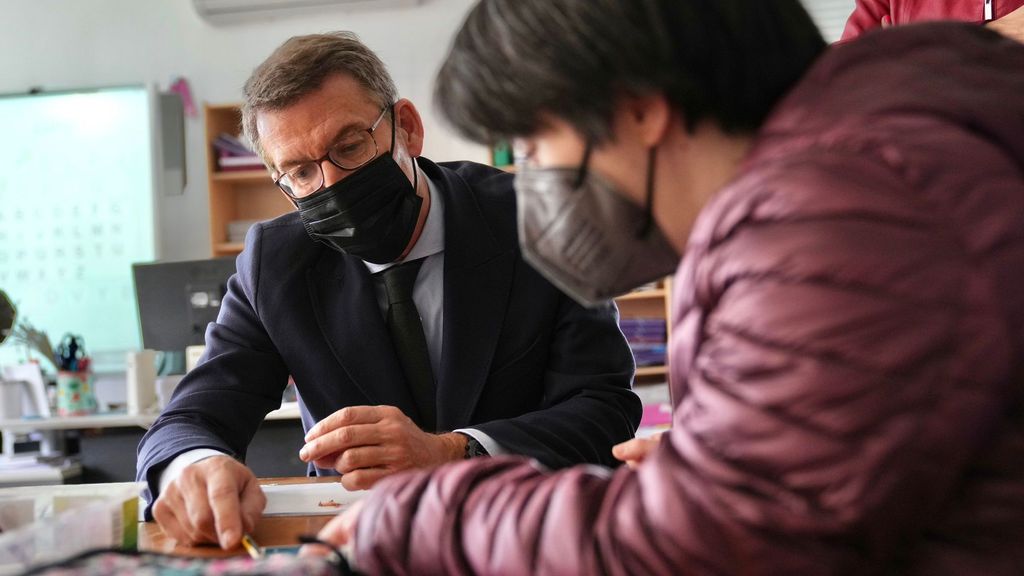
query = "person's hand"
(988, 5, 1024, 44)
(151, 455, 266, 549)
(299, 500, 365, 559)
(300, 405, 465, 490)
(612, 431, 666, 469)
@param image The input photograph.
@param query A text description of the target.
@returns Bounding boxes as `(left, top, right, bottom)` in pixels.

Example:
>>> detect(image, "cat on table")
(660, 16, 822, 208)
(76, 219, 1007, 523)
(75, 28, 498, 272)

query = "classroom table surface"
(138, 476, 340, 558)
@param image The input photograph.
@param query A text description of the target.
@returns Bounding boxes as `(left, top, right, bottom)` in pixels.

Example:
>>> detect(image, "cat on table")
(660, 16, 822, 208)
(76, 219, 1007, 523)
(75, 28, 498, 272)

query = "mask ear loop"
(412, 155, 420, 192)
(297, 534, 357, 573)
(388, 103, 397, 156)
(389, 103, 420, 194)
(573, 142, 593, 190)
(637, 147, 657, 238)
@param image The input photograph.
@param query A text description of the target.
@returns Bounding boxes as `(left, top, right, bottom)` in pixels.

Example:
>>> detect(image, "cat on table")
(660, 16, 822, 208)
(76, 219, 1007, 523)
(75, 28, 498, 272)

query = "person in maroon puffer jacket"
(843, 0, 1024, 42)
(306, 1, 1024, 574)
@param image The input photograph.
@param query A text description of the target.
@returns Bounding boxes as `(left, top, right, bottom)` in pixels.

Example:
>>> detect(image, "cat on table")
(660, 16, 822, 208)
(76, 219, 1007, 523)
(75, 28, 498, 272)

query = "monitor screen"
(132, 257, 238, 353)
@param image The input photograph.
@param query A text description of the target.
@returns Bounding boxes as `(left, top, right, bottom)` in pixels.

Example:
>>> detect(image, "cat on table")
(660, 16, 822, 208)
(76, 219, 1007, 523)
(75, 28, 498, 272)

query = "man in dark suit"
(136, 31, 640, 550)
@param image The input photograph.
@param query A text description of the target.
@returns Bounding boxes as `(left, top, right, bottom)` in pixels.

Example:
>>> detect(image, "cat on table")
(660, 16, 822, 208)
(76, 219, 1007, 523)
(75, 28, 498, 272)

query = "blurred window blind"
(802, 0, 858, 42)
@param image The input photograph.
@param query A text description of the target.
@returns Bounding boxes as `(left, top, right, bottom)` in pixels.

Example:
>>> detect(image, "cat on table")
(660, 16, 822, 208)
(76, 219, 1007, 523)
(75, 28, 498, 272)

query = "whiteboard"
(0, 86, 156, 369)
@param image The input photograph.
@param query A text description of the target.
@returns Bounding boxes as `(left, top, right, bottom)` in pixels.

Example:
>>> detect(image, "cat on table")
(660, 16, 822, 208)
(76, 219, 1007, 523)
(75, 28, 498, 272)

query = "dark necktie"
(374, 258, 436, 431)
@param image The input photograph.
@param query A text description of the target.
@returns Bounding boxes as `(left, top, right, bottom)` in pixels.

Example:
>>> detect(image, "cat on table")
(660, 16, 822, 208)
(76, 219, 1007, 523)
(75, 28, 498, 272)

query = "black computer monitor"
(132, 257, 237, 352)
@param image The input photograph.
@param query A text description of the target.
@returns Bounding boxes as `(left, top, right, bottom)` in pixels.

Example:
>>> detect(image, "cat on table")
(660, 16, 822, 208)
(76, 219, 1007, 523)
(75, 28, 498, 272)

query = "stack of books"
(620, 317, 667, 367)
(213, 133, 264, 172)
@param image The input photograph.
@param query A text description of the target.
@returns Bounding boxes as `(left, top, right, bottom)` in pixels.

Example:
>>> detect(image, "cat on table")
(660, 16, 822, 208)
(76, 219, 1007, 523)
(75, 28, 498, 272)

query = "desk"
(0, 456, 82, 487)
(139, 477, 337, 558)
(0, 402, 303, 433)
(0, 403, 307, 483)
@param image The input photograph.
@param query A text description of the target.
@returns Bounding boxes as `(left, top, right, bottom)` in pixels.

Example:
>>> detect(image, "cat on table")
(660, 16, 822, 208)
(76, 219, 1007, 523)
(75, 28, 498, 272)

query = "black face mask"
(293, 116, 422, 265)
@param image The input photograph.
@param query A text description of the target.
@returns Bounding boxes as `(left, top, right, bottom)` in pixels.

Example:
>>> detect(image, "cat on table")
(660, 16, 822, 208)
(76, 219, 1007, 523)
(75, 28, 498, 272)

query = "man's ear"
(626, 93, 673, 148)
(393, 98, 425, 157)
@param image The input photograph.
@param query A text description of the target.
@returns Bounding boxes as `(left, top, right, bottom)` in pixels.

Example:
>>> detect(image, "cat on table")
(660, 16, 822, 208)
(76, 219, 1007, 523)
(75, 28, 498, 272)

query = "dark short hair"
(241, 31, 398, 164)
(436, 0, 826, 143)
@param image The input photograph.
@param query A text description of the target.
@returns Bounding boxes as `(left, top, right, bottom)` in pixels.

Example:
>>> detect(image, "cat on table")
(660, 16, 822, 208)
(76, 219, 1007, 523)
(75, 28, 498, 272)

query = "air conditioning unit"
(193, 0, 423, 25)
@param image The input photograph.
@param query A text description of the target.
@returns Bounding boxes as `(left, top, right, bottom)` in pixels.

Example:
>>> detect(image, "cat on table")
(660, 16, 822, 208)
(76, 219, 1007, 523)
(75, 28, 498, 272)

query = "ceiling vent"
(193, 0, 423, 25)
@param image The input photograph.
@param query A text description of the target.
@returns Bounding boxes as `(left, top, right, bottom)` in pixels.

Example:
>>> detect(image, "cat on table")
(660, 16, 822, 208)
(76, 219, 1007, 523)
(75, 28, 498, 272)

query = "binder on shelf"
(620, 317, 668, 367)
(212, 132, 263, 171)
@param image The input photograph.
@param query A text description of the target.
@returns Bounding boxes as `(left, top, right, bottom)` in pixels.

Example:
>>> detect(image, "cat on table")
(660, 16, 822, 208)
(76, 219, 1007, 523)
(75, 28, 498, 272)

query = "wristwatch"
(459, 433, 490, 459)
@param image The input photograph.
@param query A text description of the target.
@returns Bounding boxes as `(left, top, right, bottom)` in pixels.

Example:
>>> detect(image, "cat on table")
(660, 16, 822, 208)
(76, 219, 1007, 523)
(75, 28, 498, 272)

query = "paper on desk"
(260, 482, 366, 516)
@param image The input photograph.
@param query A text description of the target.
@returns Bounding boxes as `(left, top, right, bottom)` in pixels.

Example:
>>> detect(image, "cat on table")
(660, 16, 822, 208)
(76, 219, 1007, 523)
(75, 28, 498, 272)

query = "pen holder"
(56, 370, 98, 416)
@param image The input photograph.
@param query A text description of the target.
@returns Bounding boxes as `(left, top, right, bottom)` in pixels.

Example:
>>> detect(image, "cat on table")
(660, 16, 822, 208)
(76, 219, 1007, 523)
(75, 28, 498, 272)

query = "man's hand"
(300, 405, 465, 490)
(989, 5, 1024, 44)
(611, 431, 666, 469)
(151, 455, 266, 549)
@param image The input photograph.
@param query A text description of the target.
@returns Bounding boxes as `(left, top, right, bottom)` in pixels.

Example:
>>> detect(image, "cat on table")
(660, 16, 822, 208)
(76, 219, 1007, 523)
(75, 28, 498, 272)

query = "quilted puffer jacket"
(843, 0, 1024, 40)
(350, 24, 1024, 575)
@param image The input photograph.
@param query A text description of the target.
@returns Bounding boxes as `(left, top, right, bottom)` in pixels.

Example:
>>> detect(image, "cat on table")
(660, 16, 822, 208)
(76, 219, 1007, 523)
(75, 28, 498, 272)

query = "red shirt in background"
(842, 0, 1024, 40)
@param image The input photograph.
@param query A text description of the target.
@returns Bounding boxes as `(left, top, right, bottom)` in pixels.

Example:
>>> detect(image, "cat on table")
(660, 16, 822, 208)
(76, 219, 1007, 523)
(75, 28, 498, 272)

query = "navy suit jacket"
(137, 159, 641, 510)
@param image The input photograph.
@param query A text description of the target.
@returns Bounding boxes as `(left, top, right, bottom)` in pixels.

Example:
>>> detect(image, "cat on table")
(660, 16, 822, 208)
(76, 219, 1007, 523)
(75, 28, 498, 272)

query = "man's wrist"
(158, 448, 229, 495)
(436, 432, 468, 463)
(452, 431, 491, 459)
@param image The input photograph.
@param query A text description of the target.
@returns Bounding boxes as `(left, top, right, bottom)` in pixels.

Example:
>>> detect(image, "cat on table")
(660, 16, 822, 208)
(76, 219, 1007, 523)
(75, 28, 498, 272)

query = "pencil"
(241, 533, 264, 559)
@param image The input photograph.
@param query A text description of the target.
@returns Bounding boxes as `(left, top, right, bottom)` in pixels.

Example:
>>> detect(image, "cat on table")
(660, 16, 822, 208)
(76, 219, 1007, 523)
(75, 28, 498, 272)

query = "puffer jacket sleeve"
(351, 156, 1013, 575)
(842, 0, 892, 40)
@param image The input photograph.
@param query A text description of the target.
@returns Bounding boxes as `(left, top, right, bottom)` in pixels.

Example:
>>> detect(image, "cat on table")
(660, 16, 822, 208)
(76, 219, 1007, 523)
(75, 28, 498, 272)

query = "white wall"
(1, 0, 855, 261)
(0, 0, 484, 261)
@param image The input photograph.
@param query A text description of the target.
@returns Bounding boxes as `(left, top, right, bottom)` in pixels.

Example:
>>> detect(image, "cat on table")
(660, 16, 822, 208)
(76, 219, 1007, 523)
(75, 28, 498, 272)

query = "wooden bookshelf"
(614, 279, 673, 385)
(213, 242, 245, 253)
(205, 104, 293, 257)
(616, 288, 667, 302)
(211, 170, 270, 182)
(635, 365, 668, 378)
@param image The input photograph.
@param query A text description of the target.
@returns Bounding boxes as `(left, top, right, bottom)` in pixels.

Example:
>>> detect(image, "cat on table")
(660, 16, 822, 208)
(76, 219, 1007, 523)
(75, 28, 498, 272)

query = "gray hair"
(241, 31, 398, 166)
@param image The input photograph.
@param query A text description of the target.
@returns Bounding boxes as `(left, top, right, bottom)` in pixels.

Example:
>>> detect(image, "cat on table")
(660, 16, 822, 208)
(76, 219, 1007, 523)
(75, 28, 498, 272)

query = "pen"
(241, 533, 264, 560)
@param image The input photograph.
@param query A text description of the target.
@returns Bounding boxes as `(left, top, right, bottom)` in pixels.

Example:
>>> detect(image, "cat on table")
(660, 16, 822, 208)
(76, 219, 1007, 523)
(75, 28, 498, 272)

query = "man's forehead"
(257, 74, 381, 170)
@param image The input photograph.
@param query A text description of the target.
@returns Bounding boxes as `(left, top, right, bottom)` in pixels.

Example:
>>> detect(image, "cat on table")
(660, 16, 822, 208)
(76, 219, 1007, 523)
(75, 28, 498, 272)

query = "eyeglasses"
(274, 105, 391, 199)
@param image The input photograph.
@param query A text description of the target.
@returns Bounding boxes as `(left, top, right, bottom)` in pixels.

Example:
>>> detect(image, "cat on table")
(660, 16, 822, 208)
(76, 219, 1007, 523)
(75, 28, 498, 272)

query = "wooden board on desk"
(261, 481, 364, 516)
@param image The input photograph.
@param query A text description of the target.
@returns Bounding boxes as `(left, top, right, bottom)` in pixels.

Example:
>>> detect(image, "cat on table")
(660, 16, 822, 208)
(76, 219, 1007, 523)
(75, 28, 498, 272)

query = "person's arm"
(988, 5, 1024, 43)
(338, 171, 1011, 574)
(466, 296, 641, 469)
(136, 222, 290, 517)
(303, 294, 640, 478)
(298, 296, 640, 489)
(841, 0, 892, 41)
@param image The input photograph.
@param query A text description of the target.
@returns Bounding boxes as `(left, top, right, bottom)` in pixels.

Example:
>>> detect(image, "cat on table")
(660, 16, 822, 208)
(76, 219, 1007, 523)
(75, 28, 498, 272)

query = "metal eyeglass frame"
(273, 104, 392, 199)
